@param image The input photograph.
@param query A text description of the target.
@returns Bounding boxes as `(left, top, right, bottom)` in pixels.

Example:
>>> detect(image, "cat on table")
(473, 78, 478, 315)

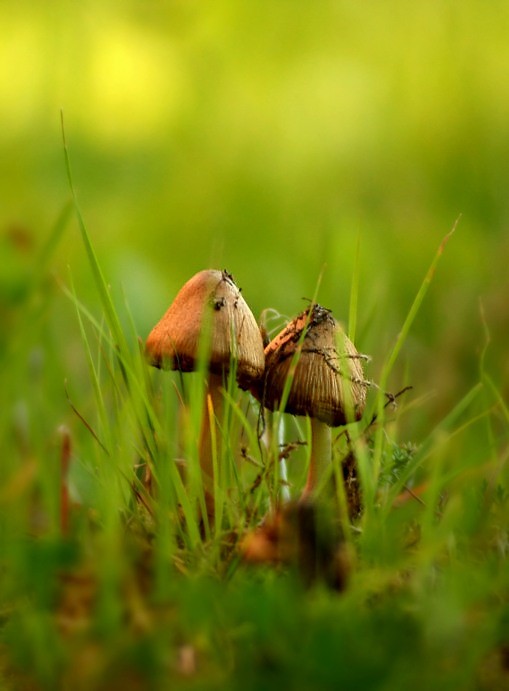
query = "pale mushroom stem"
(302, 418, 332, 500)
(277, 416, 291, 503)
(262, 411, 290, 504)
(198, 372, 224, 515)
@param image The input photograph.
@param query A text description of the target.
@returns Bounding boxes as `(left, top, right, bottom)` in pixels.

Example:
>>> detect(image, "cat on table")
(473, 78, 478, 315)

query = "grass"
(0, 154, 508, 690)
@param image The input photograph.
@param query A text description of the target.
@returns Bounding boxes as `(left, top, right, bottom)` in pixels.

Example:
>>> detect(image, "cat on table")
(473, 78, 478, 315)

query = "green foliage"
(1, 177, 508, 690)
(1, 4, 509, 688)
(378, 440, 419, 487)
(2, 1, 509, 435)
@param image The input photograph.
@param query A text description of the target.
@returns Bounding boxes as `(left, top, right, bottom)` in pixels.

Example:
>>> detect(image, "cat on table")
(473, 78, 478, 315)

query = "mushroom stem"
(302, 418, 332, 500)
(277, 416, 291, 503)
(262, 411, 291, 504)
(198, 373, 224, 514)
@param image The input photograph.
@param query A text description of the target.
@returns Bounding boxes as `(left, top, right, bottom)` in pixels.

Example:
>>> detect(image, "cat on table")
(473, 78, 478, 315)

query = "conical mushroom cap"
(145, 269, 265, 389)
(258, 304, 368, 426)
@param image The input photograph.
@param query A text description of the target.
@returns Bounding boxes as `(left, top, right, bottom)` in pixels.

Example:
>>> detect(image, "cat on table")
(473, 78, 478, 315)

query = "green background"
(1, 5, 509, 689)
(2, 1, 508, 435)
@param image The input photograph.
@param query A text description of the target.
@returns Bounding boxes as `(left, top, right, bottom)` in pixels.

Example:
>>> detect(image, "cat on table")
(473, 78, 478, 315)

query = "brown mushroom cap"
(145, 269, 265, 389)
(256, 304, 368, 426)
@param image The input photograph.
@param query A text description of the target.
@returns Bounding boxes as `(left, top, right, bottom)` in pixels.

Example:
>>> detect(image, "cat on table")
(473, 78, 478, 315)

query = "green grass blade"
(60, 112, 127, 355)
(68, 270, 112, 455)
(384, 381, 483, 507)
(348, 230, 362, 343)
(383, 219, 459, 382)
(369, 220, 460, 502)
(29, 201, 72, 292)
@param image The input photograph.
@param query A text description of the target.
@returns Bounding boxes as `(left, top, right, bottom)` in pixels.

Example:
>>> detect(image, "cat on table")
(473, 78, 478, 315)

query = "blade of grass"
(384, 381, 483, 508)
(68, 270, 112, 456)
(348, 230, 362, 343)
(384, 219, 459, 380)
(369, 219, 460, 502)
(62, 282, 200, 539)
(60, 125, 203, 544)
(478, 300, 509, 494)
(29, 201, 72, 292)
(61, 112, 128, 356)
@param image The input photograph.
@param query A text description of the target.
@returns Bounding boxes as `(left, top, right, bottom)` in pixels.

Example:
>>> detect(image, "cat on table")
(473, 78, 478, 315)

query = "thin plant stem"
(369, 220, 460, 505)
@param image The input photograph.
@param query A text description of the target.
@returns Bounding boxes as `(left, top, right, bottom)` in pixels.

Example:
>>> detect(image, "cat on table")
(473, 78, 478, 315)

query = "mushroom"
(254, 303, 368, 500)
(146, 269, 265, 515)
(241, 500, 354, 591)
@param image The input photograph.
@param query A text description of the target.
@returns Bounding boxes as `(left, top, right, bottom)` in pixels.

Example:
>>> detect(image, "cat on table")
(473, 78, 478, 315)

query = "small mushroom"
(241, 500, 354, 591)
(254, 303, 368, 500)
(146, 269, 265, 515)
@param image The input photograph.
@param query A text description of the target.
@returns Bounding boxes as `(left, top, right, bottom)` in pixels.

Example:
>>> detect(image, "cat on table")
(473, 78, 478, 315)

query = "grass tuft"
(1, 146, 507, 689)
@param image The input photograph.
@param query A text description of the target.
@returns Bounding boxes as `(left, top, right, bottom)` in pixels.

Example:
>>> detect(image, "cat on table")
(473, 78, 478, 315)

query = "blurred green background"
(2, 0, 508, 437)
